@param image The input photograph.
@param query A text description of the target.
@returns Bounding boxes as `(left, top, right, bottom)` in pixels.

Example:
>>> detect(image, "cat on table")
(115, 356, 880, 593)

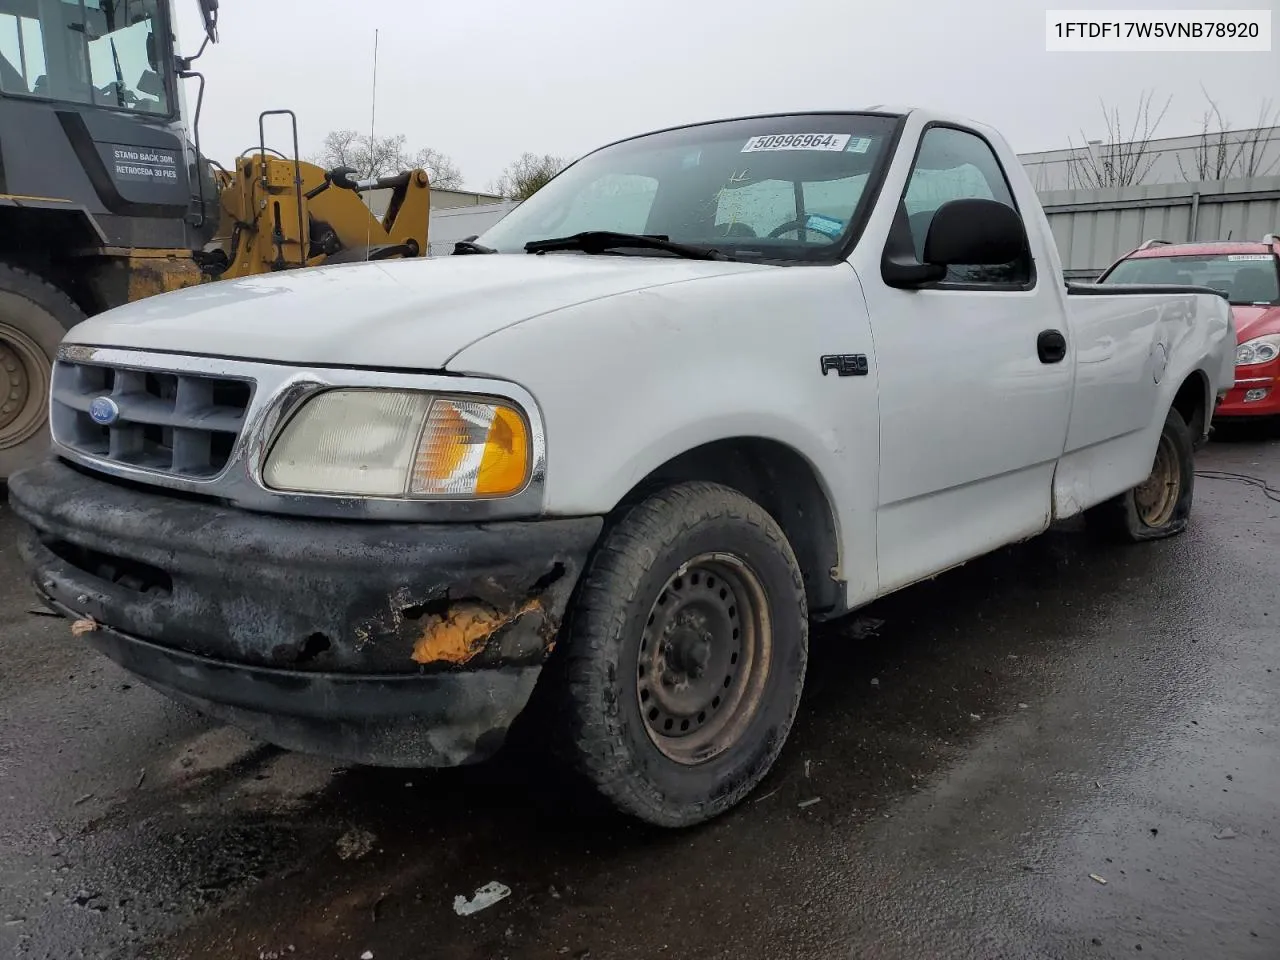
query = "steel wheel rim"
(1134, 433, 1179, 527)
(636, 552, 773, 765)
(0, 321, 51, 449)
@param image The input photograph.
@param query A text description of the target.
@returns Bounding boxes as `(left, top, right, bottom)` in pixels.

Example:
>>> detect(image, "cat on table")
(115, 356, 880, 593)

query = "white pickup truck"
(9, 108, 1235, 827)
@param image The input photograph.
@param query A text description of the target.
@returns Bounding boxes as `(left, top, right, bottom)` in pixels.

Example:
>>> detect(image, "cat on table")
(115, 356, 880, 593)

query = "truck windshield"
(1102, 253, 1280, 305)
(478, 113, 900, 263)
(0, 0, 170, 115)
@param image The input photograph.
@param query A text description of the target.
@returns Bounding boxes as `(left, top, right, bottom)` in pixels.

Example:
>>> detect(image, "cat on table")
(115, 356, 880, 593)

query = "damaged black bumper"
(8, 460, 602, 767)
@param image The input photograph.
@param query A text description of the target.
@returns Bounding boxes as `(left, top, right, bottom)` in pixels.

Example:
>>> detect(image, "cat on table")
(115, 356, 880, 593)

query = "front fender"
(447, 264, 882, 605)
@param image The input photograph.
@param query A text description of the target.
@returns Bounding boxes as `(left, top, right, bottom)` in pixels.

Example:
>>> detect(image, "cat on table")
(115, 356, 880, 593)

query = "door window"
(900, 126, 1032, 286)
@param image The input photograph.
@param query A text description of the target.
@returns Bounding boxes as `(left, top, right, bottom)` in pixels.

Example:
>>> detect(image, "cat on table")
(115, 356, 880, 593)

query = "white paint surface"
(62, 107, 1237, 613)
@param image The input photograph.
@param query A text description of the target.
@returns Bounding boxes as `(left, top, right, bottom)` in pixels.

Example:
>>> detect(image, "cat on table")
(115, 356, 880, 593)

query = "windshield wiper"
(524, 231, 728, 261)
(454, 238, 496, 255)
(108, 37, 127, 107)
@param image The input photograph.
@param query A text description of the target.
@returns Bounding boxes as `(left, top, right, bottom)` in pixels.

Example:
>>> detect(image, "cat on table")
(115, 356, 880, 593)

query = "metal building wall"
(427, 201, 522, 256)
(1037, 176, 1280, 280)
(1019, 126, 1280, 192)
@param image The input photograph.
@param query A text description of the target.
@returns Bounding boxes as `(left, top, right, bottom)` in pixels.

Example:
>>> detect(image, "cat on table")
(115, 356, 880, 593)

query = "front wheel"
(554, 482, 808, 828)
(0, 263, 86, 482)
(1086, 406, 1195, 542)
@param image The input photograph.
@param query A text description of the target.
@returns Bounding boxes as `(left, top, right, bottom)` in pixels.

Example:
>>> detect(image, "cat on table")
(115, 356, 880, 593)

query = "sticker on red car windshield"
(1227, 254, 1271, 261)
(742, 133, 851, 153)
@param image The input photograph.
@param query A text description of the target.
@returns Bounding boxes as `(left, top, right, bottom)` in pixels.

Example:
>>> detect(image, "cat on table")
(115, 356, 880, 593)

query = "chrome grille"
(47, 346, 547, 522)
(50, 359, 254, 479)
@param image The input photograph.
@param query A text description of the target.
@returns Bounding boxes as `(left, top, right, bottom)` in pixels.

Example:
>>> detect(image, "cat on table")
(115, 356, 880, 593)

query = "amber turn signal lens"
(410, 397, 530, 497)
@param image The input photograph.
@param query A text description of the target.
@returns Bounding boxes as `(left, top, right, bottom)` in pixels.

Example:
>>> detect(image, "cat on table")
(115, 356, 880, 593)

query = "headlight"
(263, 389, 531, 498)
(1236, 334, 1280, 366)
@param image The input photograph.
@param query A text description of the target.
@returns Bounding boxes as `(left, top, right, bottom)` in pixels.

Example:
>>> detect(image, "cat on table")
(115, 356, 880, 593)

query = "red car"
(1098, 235, 1280, 421)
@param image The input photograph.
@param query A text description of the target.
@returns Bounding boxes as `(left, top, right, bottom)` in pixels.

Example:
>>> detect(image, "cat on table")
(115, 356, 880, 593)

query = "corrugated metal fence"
(1038, 176, 1280, 280)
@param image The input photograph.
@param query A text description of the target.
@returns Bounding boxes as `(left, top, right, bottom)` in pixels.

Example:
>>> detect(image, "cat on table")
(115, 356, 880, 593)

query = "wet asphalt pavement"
(1, 434, 1277, 960)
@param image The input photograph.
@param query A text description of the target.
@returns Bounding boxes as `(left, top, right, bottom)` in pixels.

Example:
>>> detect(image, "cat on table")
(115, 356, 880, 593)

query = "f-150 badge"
(819, 354, 869, 377)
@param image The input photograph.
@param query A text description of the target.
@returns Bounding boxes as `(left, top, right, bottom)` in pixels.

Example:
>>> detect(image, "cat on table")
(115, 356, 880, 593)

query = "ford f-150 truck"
(8, 108, 1236, 828)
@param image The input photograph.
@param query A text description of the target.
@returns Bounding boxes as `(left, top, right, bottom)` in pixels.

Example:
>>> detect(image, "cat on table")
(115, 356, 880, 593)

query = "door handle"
(1037, 329, 1067, 364)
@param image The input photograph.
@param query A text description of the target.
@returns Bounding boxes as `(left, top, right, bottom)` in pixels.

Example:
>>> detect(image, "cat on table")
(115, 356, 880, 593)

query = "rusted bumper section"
(8, 460, 603, 767)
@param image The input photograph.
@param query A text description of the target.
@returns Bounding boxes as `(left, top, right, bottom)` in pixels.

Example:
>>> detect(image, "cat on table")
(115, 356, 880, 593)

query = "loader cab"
(0, 0, 217, 256)
(0, 0, 172, 112)
(0, 0, 221, 482)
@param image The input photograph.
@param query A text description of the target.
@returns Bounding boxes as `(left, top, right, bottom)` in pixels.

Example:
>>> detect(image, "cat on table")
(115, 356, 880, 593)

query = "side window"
(85, 9, 169, 113)
(0, 13, 46, 94)
(902, 127, 1032, 286)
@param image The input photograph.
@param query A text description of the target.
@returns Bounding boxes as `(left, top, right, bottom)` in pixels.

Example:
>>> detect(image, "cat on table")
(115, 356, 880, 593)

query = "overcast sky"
(171, 0, 1277, 192)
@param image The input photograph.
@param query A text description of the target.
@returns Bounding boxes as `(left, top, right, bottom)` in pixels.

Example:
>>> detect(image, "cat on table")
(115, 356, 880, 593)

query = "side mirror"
(882, 197, 1028, 289)
(198, 0, 219, 43)
(923, 197, 1027, 267)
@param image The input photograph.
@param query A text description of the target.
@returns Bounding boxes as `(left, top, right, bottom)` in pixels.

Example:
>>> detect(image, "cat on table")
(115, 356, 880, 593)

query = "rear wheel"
(1086, 406, 1195, 542)
(0, 264, 85, 482)
(553, 482, 808, 828)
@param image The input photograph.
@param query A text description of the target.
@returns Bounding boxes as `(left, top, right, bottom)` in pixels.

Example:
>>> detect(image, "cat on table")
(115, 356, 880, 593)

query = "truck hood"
(1232, 304, 1280, 342)
(65, 254, 768, 368)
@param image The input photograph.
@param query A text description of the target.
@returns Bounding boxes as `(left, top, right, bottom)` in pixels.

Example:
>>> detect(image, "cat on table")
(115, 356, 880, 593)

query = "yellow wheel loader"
(0, 0, 430, 480)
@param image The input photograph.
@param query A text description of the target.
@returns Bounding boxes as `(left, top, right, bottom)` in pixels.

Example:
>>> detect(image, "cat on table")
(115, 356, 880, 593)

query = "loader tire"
(1086, 406, 1195, 542)
(0, 263, 85, 482)
(551, 482, 808, 828)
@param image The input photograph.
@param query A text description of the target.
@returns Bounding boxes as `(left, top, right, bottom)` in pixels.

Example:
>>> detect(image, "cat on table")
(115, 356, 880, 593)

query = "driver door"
(862, 125, 1074, 593)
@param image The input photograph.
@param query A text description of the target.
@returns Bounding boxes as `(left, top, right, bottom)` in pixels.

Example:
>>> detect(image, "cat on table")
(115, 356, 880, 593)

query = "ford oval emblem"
(88, 396, 120, 426)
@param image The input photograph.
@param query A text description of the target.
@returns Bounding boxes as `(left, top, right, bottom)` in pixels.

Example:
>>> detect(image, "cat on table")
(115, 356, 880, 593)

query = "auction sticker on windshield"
(742, 133, 851, 152)
(805, 214, 846, 237)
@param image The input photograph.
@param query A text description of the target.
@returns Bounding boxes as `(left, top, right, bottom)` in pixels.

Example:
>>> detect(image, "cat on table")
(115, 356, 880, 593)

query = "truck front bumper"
(8, 460, 602, 767)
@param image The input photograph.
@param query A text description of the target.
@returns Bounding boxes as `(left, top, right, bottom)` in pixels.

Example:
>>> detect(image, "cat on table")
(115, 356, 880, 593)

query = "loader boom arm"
(197, 154, 431, 280)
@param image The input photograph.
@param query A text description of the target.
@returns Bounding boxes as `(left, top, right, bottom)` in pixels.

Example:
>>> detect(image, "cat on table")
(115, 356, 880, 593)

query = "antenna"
(366, 28, 379, 261)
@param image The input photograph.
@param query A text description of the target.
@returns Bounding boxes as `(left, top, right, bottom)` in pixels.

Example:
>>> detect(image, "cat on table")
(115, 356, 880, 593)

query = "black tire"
(0, 263, 85, 482)
(553, 482, 808, 828)
(1086, 406, 1195, 542)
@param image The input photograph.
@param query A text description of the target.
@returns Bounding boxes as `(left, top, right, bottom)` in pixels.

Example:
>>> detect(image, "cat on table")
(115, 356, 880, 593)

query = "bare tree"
(1238, 99, 1280, 178)
(311, 130, 464, 188)
(1179, 89, 1233, 181)
(312, 130, 403, 178)
(490, 153, 566, 200)
(1066, 91, 1172, 189)
(409, 146, 464, 190)
(1176, 89, 1280, 182)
